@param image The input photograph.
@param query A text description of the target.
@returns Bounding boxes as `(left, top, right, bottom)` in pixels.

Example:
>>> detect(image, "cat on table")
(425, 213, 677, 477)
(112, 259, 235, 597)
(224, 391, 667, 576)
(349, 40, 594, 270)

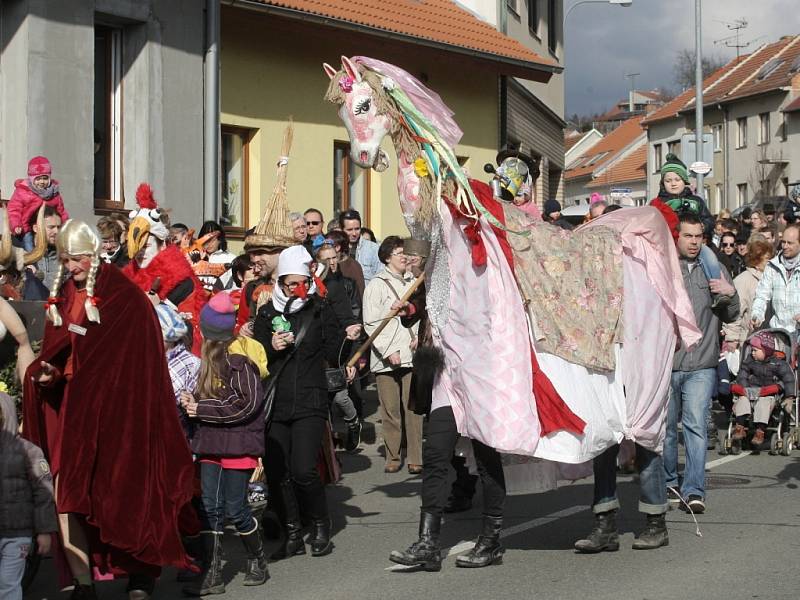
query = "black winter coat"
(737, 354, 796, 396)
(254, 296, 344, 421)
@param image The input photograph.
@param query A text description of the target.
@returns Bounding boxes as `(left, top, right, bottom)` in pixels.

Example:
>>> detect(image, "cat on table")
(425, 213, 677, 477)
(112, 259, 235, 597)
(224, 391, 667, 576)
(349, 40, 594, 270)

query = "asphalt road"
(26, 394, 800, 600)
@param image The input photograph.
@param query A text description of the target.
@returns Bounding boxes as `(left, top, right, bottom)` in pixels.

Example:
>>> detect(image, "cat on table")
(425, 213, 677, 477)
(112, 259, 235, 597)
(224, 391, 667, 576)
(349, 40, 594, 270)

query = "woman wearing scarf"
(254, 246, 351, 560)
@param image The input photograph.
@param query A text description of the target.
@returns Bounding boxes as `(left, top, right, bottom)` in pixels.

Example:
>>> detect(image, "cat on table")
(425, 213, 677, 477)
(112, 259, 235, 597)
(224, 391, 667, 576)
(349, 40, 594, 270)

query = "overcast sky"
(565, 0, 800, 117)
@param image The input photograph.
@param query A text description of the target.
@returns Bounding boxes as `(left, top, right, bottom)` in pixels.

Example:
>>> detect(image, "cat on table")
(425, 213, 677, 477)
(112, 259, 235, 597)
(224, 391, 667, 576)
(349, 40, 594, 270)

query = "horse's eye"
(354, 99, 371, 115)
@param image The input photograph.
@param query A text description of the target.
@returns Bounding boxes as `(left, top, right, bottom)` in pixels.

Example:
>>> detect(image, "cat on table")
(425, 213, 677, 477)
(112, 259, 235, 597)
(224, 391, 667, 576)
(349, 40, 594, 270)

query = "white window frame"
(736, 117, 747, 149)
(715, 183, 723, 207)
(737, 183, 748, 205)
(653, 143, 663, 173)
(109, 28, 123, 203)
(712, 124, 723, 152)
(758, 112, 770, 145)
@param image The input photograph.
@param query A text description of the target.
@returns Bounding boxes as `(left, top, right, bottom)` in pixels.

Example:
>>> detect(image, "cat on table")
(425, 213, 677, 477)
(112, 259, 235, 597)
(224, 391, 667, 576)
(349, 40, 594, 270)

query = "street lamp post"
(564, 0, 633, 24)
(694, 0, 705, 199)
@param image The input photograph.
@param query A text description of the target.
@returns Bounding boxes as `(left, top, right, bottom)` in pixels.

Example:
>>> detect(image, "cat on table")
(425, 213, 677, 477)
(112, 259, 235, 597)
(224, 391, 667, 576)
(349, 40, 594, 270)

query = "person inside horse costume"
(324, 56, 702, 570)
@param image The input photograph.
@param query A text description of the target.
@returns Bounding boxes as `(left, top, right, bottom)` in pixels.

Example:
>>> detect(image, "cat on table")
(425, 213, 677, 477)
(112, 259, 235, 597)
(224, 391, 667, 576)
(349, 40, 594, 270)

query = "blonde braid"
(46, 263, 66, 327)
(84, 255, 101, 324)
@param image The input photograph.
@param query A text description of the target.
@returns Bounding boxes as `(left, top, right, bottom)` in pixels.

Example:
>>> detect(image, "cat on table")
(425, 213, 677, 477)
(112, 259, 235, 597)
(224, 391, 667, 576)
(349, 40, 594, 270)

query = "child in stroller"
(730, 331, 796, 447)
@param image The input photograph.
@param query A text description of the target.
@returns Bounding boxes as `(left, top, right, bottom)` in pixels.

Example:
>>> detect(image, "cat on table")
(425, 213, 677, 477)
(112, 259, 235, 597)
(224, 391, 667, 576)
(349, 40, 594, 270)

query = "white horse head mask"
(324, 56, 390, 172)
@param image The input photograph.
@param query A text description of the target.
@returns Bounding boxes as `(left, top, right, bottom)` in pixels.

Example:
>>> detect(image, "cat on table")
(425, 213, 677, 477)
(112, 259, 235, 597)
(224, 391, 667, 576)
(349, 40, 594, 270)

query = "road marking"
(385, 504, 589, 570)
(705, 452, 752, 470)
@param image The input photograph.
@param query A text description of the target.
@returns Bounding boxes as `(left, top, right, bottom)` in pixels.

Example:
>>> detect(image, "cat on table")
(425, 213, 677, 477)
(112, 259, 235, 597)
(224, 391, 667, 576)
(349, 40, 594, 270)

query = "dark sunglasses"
(721, 242, 735, 248)
(306, 220, 321, 226)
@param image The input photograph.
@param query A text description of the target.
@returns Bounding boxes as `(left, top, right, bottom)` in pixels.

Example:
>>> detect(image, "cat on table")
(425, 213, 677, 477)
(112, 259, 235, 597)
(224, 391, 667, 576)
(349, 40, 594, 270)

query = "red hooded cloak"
(22, 263, 194, 573)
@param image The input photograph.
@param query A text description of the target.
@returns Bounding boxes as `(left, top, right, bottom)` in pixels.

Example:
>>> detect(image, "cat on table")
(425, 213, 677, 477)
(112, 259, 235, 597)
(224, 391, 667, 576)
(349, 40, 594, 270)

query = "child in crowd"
(731, 331, 795, 446)
(0, 394, 57, 600)
(8, 156, 69, 251)
(157, 303, 201, 441)
(180, 292, 269, 596)
(649, 153, 719, 281)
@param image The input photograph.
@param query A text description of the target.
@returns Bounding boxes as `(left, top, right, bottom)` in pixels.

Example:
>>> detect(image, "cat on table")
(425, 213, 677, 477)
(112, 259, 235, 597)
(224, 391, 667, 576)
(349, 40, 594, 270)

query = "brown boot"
(732, 424, 747, 440)
(751, 429, 766, 446)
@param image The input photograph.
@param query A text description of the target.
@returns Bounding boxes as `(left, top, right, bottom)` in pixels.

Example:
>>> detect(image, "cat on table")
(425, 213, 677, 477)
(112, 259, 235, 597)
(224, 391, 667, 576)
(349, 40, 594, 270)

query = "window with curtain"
(333, 142, 371, 225)
(94, 25, 123, 209)
(220, 126, 252, 235)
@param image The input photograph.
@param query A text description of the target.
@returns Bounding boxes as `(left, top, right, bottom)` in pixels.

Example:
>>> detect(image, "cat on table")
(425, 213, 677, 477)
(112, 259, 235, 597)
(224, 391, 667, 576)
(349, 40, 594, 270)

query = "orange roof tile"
(565, 117, 645, 181)
(641, 63, 733, 125)
(249, 0, 559, 73)
(643, 35, 800, 126)
(586, 145, 647, 188)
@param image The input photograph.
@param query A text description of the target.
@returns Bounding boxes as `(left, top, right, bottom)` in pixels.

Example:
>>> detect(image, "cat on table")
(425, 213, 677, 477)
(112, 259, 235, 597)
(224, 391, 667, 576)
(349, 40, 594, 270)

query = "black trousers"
(265, 416, 328, 520)
(421, 406, 506, 518)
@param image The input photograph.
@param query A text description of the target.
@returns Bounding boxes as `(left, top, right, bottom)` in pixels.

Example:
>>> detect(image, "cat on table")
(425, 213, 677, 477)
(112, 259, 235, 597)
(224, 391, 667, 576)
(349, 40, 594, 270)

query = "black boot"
(574, 510, 620, 553)
(270, 481, 307, 560)
(183, 531, 225, 596)
(344, 417, 362, 452)
(69, 582, 98, 600)
(309, 518, 333, 556)
(240, 522, 270, 586)
(632, 513, 669, 550)
(127, 573, 156, 600)
(455, 515, 504, 568)
(389, 511, 442, 572)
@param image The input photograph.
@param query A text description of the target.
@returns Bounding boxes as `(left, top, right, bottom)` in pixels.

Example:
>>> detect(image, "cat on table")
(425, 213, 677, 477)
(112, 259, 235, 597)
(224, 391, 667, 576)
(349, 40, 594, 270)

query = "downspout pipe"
(204, 0, 220, 221)
(718, 103, 730, 210)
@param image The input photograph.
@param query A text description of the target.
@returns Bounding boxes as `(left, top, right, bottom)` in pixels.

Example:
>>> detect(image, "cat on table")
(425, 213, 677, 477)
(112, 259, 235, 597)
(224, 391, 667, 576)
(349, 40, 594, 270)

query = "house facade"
(219, 0, 560, 239)
(0, 0, 206, 225)
(643, 35, 800, 214)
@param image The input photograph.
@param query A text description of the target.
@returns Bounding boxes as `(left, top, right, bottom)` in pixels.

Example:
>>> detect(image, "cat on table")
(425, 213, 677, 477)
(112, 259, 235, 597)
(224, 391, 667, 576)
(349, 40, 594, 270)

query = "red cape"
(123, 244, 207, 354)
(22, 263, 194, 572)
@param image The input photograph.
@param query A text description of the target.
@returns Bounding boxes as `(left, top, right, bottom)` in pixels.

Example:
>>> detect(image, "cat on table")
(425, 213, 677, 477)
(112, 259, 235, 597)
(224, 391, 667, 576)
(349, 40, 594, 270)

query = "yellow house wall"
(221, 8, 499, 246)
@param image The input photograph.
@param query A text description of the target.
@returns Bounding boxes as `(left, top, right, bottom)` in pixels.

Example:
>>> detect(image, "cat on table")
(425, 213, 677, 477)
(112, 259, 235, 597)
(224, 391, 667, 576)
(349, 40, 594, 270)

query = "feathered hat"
(244, 121, 297, 253)
(127, 183, 170, 259)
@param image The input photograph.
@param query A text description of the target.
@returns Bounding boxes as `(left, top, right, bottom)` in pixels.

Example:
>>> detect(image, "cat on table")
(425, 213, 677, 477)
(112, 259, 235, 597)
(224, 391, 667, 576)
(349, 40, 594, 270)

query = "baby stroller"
(718, 328, 797, 456)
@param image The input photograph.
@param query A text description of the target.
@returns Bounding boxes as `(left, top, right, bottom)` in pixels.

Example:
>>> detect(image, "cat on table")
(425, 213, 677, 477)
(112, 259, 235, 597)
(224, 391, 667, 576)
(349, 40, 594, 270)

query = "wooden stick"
(346, 273, 426, 368)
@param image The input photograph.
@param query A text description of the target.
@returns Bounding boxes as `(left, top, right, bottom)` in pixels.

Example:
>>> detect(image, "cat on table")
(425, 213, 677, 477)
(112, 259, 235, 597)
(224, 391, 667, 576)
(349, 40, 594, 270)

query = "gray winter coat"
(0, 394, 58, 538)
(673, 260, 740, 372)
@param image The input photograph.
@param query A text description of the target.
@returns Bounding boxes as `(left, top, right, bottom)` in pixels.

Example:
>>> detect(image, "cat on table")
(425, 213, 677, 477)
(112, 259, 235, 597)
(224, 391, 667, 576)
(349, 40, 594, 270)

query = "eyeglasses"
(306, 220, 321, 226)
(282, 279, 309, 291)
(721, 243, 735, 248)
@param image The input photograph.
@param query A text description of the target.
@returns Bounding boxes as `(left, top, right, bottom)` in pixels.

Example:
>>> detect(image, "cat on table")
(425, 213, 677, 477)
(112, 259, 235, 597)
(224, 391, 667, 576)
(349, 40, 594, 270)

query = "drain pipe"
(204, 0, 220, 221)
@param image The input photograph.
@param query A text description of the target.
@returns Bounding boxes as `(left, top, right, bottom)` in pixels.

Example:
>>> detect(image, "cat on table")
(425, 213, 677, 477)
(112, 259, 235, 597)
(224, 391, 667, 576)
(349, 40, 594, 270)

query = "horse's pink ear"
(340, 56, 361, 82)
(323, 63, 338, 80)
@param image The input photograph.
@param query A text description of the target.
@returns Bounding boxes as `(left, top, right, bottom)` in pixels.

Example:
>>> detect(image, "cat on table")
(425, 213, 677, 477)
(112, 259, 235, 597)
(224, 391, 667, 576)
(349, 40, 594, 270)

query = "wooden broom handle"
(346, 273, 426, 368)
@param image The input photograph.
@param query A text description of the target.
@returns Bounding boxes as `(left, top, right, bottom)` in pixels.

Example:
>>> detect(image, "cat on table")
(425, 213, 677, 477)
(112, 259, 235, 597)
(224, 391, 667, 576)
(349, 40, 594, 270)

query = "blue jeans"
(199, 462, 255, 534)
(698, 244, 721, 281)
(0, 537, 32, 600)
(592, 444, 667, 515)
(664, 369, 716, 499)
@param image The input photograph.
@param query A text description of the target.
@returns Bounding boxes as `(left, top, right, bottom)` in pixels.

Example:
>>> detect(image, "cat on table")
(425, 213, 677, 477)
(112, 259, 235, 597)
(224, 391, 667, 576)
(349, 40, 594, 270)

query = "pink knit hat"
(200, 292, 237, 340)
(27, 156, 52, 177)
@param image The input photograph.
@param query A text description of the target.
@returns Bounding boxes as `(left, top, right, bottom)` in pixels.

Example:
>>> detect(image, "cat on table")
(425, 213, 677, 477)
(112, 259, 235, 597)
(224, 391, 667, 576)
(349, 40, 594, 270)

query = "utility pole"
(625, 72, 639, 112)
(694, 0, 705, 198)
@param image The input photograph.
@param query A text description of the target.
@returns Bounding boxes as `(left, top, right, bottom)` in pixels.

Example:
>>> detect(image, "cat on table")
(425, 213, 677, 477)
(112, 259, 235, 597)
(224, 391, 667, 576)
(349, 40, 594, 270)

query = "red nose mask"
(292, 282, 309, 300)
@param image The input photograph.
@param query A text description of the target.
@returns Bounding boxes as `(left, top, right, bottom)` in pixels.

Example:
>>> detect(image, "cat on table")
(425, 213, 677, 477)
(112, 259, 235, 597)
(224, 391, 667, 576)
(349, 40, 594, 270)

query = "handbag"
(324, 366, 347, 392)
(263, 317, 310, 425)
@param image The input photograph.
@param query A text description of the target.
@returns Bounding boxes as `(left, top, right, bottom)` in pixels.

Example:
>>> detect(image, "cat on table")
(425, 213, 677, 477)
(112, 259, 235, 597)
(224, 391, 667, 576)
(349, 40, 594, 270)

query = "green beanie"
(660, 153, 690, 183)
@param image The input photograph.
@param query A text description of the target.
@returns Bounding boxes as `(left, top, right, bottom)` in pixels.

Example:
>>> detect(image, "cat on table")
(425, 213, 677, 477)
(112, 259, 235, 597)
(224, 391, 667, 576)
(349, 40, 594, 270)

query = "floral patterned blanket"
(503, 205, 624, 372)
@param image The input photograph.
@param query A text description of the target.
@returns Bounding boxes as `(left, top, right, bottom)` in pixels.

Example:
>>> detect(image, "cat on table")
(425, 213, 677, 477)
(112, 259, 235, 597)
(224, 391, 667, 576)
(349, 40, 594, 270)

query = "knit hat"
(590, 192, 605, 205)
(156, 303, 189, 343)
(750, 332, 775, 357)
(200, 292, 237, 341)
(543, 199, 562, 216)
(660, 153, 689, 183)
(277, 245, 313, 279)
(28, 156, 52, 177)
